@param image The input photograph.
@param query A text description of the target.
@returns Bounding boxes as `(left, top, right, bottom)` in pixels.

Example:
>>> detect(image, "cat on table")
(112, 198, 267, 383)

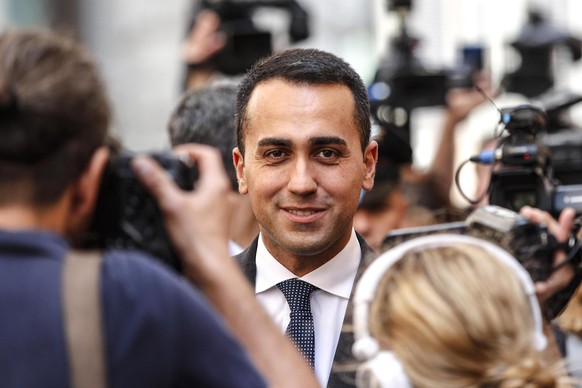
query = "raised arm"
(419, 73, 495, 208)
(132, 144, 319, 388)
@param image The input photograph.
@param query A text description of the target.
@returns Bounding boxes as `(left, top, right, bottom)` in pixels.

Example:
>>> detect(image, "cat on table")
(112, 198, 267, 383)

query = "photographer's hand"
(445, 71, 496, 124)
(182, 10, 226, 66)
(133, 144, 233, 273)
(182, 10, 226, 90)
(520, 206, 577, 301)
(417, 72, 497, 208)
(132, 144, 318, 388)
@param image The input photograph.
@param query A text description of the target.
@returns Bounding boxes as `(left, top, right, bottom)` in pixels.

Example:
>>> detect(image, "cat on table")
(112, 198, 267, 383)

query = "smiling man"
(233, 48, 378, 387)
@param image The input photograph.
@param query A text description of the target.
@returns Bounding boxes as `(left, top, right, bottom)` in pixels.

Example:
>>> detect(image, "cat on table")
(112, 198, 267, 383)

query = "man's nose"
(287, 158, 317, 195)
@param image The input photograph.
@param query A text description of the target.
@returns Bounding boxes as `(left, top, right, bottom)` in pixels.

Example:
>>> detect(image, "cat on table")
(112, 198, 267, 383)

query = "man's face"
(234, 79, 377, 269)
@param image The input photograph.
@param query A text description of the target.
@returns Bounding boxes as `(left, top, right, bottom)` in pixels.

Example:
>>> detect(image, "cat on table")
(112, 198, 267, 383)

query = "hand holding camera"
(382, 204, 581, 319)
(131, 144, 234, 280)
(519, 205, 578, 302)
(86, 150, 198, 272)
(182, 10, 227, 67)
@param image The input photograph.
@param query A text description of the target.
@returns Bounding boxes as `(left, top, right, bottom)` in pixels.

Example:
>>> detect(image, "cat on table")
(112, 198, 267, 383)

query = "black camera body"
(502, 9, 582, 99)
(369, 0, 481, 150)
(486, 97, 582, 217)
(86, 151, 198, 272)
(487, 104, 553, 212)
(382, 205, 582, 319)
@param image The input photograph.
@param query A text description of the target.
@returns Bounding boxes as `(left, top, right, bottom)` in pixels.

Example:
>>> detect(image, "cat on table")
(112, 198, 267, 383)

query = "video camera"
(192, 0, 310, 75)
(369, 0, 483, 147)
(502, 9, 582, 99)
(382, 205, 582, 319)
(84, 151, 199, 273)
(369, 0, 482, 113)
(458, 90, 582, 217)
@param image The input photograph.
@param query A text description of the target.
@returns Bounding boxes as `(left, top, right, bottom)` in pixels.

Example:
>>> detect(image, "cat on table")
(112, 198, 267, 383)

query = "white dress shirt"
(229, 240, 244, 255)
(255, 230, 361, 387)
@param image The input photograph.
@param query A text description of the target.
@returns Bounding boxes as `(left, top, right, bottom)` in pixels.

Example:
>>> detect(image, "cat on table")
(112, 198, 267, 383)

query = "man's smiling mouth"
(286, 209, 319, 216)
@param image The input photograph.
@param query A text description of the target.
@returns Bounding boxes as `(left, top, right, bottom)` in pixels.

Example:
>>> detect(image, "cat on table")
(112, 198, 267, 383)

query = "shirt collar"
(255, 230, 361, 299)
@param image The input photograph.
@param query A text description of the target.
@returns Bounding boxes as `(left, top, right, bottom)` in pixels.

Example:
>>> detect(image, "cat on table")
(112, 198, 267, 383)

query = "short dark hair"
(235, 48, 371, 156)
(168, 83, 238, 190)
(0, 28, 110, 205)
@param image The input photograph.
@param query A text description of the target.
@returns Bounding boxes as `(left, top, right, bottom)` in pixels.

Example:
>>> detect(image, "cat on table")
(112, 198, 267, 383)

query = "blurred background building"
(2, 0, 582, 207)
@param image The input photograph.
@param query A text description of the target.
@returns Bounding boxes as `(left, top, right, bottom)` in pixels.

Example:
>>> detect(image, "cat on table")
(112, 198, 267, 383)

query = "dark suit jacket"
(235, 233, 376, 388)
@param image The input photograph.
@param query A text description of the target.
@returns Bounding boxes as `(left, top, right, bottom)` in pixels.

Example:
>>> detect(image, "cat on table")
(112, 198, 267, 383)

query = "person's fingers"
(557, 207, 577, 240)
(197, 10, 221, 32)
(195, 11, 226, 48)
(173, 144, 231, 193)
(520, 206, 575, 242)
(520, 206, 577, 301)
(182, 10, 226, 64)
(132, 156, 182, 212)
(132, 145, 231, 209)
(535, 264, 575, 302)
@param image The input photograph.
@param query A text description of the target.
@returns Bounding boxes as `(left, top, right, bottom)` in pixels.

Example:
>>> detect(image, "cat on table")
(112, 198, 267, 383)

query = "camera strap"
(62, 250, 107, 388)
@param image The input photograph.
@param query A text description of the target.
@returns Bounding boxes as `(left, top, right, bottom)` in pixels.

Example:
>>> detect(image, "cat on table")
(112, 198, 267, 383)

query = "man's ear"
(66, 146, 110, 242)
(233, 147, 248, 195)
(362, 141, 378, 191)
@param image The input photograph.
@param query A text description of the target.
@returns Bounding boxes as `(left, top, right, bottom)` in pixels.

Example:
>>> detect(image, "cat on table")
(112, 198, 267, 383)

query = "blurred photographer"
(519, 206, 578, 304)
(0, 28, 317, 388)
(354, 74, 494, 252)
(167, 83, 259, 253)
(181, 0, 310, 91)
(354, 158, 410, 253)
(182, 8, 228, 90)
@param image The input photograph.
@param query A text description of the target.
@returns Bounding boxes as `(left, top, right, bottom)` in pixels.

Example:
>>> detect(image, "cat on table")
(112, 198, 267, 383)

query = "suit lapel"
(327, 234, 375, 388)
(235, 237, 259, 284)
(234, 234, 376, 388)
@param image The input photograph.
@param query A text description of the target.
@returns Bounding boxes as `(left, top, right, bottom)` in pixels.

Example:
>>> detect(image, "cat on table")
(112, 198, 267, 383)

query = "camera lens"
(506, 190, 538, 210)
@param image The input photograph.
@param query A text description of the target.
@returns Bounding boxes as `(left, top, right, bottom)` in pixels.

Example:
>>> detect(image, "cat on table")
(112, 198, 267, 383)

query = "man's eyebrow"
(256, 136, 347, 148)
(310, 136, 347, 147)
(257, 138, 292, 147)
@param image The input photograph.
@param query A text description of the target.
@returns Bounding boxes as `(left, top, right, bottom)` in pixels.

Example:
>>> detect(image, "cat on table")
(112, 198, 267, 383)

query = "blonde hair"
(369, 243, 567, 387)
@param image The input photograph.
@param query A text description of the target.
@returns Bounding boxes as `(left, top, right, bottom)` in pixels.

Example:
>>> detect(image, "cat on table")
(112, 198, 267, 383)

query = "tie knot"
(277, 279, 317, 311)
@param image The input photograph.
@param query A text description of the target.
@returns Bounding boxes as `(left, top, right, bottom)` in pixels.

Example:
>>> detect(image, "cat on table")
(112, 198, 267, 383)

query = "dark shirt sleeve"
(101, 250, 267, 388)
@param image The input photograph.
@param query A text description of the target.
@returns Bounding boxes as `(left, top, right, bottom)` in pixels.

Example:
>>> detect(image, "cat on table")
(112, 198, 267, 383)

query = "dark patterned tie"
(277, 279, 318, 369)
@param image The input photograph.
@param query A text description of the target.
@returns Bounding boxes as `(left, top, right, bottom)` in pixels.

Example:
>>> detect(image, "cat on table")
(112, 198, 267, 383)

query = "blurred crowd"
(1, 1, 582, 387)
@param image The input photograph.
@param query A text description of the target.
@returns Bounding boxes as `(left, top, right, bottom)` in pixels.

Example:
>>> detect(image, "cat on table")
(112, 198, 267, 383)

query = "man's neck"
(262, 231, 353, 277)
(0, 202, 68, 233)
